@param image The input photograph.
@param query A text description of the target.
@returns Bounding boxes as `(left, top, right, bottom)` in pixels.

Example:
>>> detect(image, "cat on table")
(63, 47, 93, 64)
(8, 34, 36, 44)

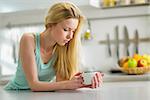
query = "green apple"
(128, 58, 137, 68)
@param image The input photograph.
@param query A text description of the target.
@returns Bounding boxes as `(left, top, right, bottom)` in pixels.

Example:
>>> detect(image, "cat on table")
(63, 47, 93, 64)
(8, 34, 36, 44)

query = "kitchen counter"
(0, 81, 150, 100)
(103, 72, 150, 82)
(0, 73, 150, 85)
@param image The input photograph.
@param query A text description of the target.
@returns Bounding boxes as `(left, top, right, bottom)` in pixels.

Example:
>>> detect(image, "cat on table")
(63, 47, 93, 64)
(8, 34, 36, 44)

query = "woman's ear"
(46, 23, 57, 30)
(46, 23, 53, 29)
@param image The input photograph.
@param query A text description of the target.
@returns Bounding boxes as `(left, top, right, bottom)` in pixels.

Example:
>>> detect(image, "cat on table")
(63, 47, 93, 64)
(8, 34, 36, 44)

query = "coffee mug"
(82, 72, 96, 85)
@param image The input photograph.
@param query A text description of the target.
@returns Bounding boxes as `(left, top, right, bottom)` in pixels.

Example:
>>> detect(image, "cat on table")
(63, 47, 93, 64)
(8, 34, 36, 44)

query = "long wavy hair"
(45, 2, 85, 80)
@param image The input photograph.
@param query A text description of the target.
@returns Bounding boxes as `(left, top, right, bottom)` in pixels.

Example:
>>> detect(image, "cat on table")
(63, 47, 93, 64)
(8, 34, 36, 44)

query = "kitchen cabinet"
(0, 81, 150, 100)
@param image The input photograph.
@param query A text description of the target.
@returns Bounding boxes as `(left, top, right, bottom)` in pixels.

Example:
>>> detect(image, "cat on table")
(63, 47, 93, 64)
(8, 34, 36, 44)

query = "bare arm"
(19, 33, 83, 92)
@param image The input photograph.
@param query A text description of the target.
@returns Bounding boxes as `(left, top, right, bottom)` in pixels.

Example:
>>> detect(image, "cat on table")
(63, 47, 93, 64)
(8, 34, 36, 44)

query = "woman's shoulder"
(20, 33, 36, 49)
(21, 33, 35, 39)
(21, 33, 35, 42)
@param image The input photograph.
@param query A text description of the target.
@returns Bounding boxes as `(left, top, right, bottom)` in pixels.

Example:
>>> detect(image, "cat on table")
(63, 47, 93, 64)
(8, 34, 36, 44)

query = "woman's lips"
(64, 40, 69, 43)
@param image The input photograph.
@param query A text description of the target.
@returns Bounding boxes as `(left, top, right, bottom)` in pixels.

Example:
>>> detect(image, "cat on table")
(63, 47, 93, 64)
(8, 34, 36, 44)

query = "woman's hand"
(63, 72, 84, 90)
(81, 72, 103, 89)
(91, 72, 103, 88)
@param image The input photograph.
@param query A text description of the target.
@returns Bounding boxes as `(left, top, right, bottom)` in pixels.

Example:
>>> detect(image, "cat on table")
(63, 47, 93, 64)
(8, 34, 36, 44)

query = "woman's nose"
(66, 32, 73, 39)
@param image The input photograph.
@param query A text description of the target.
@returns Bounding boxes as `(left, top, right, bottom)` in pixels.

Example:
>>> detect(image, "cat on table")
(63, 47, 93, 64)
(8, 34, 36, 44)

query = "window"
(0, 24, 44, 76)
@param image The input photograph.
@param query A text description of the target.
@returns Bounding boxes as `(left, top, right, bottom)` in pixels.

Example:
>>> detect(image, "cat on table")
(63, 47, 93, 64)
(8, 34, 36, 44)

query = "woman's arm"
(19, 33, 83, 92)
(56, 71, 103, 89)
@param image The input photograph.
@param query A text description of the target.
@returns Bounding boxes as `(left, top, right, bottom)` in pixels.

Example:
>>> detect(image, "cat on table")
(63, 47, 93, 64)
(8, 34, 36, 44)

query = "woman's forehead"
(59, 18, 78, 29)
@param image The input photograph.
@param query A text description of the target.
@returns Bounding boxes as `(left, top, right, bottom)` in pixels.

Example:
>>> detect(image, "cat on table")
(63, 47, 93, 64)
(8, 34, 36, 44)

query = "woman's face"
(51, 18, 79, 46)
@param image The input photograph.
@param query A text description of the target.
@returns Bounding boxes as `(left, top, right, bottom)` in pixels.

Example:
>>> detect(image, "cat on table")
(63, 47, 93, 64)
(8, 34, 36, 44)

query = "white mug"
(82, 72, 96, 85)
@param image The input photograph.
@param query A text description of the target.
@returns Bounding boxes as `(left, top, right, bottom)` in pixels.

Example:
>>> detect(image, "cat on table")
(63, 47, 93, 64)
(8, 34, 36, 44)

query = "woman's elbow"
(29, 81, 40, 92)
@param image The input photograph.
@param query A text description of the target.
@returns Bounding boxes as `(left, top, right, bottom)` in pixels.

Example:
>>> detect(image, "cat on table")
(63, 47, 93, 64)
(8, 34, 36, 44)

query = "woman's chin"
(58, 43, 66, 46)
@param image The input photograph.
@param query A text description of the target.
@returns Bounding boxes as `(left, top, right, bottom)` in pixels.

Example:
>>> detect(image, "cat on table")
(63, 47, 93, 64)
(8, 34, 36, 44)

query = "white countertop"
(0, 72, 150, 85)
(103, 72, 150, 82)
(0, 81, 150, 100)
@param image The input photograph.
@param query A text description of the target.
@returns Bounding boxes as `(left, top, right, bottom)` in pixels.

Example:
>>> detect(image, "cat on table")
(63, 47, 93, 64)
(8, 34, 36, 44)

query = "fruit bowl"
(118, 54, 150, 75)
(120, 66, 150, 75)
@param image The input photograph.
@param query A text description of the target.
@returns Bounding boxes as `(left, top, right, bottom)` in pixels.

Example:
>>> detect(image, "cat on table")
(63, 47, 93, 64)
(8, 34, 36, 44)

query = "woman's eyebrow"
(63, 26, 76, 31)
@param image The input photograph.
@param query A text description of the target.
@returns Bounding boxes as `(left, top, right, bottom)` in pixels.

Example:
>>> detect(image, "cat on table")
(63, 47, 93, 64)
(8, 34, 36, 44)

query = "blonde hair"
(45, 2, 85, 80)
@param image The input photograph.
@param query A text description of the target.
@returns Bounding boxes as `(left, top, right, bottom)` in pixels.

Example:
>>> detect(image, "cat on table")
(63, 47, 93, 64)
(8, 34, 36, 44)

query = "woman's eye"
(64, 29, 68, 31)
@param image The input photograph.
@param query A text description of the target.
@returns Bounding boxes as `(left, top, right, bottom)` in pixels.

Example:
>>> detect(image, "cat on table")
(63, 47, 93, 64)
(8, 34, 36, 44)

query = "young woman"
(5, 2, 103, 91)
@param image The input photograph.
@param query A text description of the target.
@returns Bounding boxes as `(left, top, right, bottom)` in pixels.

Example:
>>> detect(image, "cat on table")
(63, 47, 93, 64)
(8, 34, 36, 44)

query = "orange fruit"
(133, 54, 142, 62)
(123, 62, 129, 69)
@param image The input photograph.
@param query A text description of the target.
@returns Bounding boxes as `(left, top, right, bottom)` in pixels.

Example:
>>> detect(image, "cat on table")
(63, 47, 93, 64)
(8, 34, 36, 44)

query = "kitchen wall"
(81, 6, 150, 72)
(82, 16, 149, 72)
(0, 5, 149, 74)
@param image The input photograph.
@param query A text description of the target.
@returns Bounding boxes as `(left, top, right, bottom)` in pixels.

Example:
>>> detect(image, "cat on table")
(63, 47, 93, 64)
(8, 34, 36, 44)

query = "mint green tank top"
(4, 33, 56, 90)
